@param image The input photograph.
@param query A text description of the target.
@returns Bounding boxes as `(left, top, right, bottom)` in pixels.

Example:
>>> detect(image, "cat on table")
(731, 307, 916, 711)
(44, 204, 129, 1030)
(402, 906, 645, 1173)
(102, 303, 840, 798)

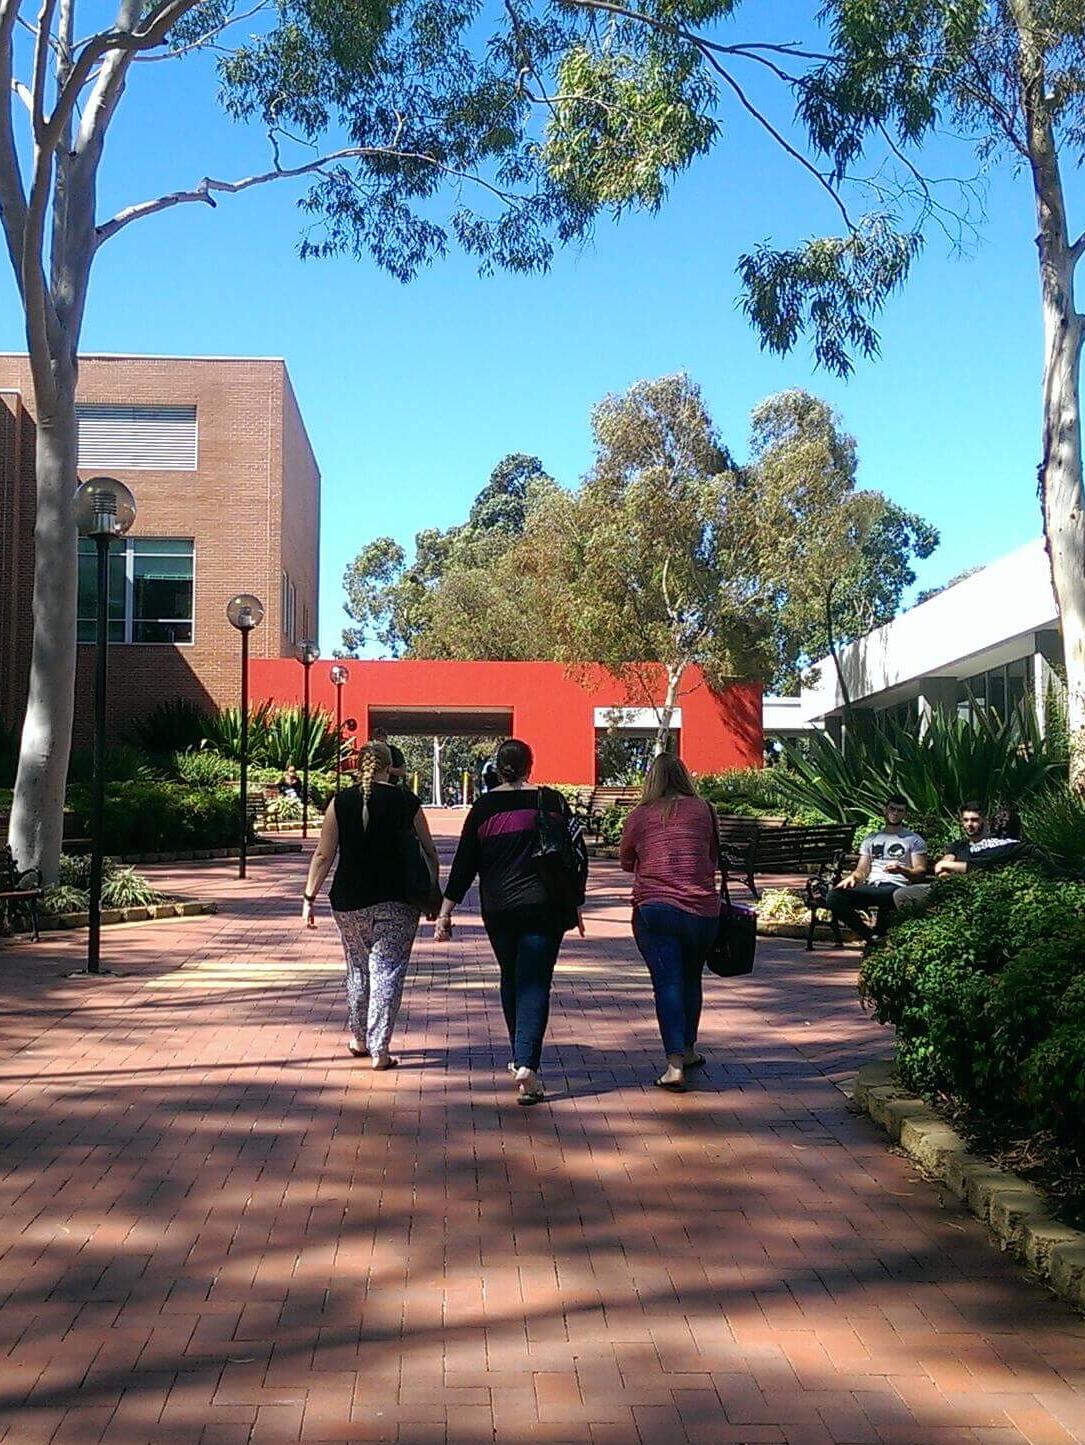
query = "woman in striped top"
(619, 754, 721, 1092)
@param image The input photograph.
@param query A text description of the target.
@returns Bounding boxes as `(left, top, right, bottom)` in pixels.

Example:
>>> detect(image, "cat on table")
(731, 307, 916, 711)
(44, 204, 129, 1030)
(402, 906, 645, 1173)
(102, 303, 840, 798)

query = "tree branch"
(1071, 232, 1085, 267)
(96, 145, 527, 244)
(0, 0, 29, 294)
(31, 0, 59, 140)
(133, 0, 272, 62)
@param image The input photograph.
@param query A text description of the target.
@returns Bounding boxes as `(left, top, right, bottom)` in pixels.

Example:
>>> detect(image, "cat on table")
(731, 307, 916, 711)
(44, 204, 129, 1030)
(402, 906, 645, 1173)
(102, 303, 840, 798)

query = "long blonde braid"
(356, 741, 393, 827)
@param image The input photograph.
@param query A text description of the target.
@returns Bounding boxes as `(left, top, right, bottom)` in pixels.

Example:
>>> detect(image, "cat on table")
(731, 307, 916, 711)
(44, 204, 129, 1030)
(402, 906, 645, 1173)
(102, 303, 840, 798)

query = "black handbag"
(531, 787, 579, 909)
(399, 822, 438, 912)
(705, 811, 757, 977)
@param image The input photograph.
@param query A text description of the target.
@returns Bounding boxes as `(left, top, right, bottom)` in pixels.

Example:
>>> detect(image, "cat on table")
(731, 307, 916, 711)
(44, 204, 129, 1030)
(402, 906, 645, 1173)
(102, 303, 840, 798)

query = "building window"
(78, 538, 194, 644)
(76, 404, 197, 469)
(958, 659, 1032, 725)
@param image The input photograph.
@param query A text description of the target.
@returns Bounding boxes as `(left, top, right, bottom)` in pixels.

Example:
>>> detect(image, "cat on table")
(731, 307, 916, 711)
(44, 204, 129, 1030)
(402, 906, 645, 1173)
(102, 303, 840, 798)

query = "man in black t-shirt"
(370, 729, 407, 786)
(894, 801, 1025, 910)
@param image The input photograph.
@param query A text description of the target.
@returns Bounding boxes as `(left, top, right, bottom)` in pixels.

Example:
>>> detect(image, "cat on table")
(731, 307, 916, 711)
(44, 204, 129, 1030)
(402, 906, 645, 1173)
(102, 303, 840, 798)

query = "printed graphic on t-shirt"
(860, 830, 926, 885)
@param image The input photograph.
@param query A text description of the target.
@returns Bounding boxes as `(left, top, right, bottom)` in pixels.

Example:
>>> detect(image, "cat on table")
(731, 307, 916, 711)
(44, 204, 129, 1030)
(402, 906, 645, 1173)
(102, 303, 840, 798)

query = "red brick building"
(0, 354, 320, 742)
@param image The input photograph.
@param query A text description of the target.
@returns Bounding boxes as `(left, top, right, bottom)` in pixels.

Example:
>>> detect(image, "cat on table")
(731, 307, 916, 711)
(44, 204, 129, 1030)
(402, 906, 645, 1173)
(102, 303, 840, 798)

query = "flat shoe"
(371, 1056, 399, 1071)
(654, 1076, 686, 1093)
(348, 1042, 369, 1057)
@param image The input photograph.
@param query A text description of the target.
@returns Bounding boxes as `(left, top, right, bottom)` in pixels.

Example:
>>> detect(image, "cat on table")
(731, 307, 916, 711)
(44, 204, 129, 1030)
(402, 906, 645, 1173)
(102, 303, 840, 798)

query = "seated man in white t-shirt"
(893, 801, 1025, 910)
(826, 794, 928, 942)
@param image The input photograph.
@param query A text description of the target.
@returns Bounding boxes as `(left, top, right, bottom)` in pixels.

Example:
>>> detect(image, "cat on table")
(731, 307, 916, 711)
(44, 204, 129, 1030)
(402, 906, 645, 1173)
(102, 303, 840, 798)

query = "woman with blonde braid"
(302, 741, 439, 1068)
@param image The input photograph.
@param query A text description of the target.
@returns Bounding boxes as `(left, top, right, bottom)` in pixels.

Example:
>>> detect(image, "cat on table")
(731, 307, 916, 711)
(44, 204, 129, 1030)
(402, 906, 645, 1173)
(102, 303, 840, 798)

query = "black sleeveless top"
(329, 783, 422, 911)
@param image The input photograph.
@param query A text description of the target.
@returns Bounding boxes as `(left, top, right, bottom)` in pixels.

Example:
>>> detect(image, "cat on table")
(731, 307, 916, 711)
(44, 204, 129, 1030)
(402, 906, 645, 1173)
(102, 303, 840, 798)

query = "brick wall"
(0, 354, 321, 746)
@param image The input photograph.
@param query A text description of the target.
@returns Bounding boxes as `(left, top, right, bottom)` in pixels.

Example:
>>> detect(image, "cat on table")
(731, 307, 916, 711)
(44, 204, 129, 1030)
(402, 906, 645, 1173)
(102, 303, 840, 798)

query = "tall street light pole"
(226, 595, 265, 879)
(330, 664, 350, 793)
(299, 639, 320, 839)
(73, 476, 136, 977)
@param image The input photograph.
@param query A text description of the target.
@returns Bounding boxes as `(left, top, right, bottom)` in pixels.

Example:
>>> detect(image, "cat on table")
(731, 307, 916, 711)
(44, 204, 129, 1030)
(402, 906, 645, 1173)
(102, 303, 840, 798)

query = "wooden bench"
(715, 812, 855, 899)
(0, 844, 44, 941)
(585, 785, 642, 831)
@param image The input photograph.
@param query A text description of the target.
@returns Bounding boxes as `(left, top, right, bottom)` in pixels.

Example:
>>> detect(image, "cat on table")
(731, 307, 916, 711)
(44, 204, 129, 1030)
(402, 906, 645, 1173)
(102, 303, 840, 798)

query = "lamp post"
(73, 476, 136, 977)
(299, 639, 320, 838)
(329, 664, 350, 793)
(226, 595, 265, 879)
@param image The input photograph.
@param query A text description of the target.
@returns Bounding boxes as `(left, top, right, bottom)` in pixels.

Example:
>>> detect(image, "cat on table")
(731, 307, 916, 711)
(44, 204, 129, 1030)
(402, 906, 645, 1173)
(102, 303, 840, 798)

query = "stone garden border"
(35, 899, 218, 932)
(854, 1061, 1085, 1314)
(115, 840, 302, 864)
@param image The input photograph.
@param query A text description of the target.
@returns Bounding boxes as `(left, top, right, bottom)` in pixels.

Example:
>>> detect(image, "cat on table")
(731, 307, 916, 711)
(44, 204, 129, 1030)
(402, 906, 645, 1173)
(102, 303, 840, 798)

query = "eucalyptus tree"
(1, 0, 592, 876)
(544, 0, 1085, 776)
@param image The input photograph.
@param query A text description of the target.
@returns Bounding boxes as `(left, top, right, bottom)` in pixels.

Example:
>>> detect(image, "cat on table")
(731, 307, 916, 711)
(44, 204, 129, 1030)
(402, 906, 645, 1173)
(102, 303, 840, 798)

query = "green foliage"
(262, 707, 342, 770)
(172, 749, 236, 787)
(756, 888, 807, 924)
(860, 868, 1085, 1173)
(130, 699, 213, 756)
(42, 856, 165, 914)
(41, 883, 90, 915)
(67, 783, 244, 854)
(697, 768, 791, 816)
(101, 868, 167, 909)
(199, 702, 273, 762)
(778, 709, 1061, 826)
(596, 803, 633, 845)
(67, 743, 159, 785)
(1021, 786, 1085, 875)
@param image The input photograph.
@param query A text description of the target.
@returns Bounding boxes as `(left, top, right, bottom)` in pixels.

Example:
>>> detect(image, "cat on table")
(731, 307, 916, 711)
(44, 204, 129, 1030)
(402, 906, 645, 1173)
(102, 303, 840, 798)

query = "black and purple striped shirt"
(444, 787, 588, 931)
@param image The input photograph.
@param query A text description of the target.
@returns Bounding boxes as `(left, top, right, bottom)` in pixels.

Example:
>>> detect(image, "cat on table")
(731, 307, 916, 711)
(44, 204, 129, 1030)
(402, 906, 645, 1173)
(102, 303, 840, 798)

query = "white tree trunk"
(1038, 292, 1085, 786)
(653, 664, 684, 756)
(1011, 1, 1085, 787)
(9, 379, 80, 880)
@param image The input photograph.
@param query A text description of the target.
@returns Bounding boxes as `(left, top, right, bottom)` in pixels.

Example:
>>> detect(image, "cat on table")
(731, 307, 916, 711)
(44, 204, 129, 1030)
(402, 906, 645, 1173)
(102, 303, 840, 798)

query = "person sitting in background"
(826, 794, 928, 943)
(278, 764, 302, 800)
(894, 802, 1026, 910)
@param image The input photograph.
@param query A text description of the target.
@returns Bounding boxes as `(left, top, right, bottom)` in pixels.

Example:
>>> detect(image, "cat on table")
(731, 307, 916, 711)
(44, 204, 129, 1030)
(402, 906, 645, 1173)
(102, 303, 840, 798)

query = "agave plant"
(777, 704, 1063, 825)
(130, 698, 213, 755)
(262, 706, 343, 770)
(1021, 786, 1085, 875)
(199, 702, 274, 763)
(172, 749, 236, 787)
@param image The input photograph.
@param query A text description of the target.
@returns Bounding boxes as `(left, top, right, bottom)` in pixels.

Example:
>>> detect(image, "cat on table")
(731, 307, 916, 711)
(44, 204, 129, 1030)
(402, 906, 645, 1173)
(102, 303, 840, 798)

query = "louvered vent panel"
(76, 404, 198, 469)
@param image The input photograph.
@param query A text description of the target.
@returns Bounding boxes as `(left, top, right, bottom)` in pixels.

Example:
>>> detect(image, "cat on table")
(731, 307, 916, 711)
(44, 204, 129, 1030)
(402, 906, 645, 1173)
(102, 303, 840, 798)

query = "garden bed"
(854, 1061, 1085, 1314)
(117, 840, 301, 863)
(27, 899, 218, 934)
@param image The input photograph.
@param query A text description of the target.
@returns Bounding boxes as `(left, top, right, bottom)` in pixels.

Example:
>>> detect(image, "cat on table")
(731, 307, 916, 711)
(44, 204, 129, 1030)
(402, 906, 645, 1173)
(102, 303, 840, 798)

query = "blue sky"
(2, 15, 1078, 657)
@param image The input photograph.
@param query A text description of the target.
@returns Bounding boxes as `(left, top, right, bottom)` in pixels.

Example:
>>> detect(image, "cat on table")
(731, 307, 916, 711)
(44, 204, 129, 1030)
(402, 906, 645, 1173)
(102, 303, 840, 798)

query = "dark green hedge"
(860, 867, 1085, 1166)
(68, 782, 245, 853)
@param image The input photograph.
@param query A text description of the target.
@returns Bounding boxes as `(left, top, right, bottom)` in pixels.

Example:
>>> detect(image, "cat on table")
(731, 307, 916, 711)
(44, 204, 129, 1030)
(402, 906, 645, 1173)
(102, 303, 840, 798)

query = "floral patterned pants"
(332, 901, 420, 1057)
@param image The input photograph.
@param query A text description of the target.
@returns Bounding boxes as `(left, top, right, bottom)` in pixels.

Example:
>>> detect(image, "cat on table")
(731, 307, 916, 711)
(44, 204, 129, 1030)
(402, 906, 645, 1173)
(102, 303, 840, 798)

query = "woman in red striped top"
(619, 754, 720, 1092)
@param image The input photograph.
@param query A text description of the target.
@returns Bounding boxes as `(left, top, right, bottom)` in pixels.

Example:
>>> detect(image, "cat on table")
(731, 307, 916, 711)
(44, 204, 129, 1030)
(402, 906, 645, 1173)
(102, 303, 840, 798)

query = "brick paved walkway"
(1, 812, 1084, 1445)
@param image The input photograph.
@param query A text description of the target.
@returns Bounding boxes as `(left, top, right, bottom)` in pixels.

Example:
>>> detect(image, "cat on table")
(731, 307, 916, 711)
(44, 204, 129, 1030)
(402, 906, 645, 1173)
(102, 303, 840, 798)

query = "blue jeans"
(485, 923, 563, 1072)
(633, 903, 718, 1058)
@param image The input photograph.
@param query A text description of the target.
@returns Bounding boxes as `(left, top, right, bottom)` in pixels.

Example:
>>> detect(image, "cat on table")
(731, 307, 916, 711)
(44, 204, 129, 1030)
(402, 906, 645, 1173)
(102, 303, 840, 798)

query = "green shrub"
(860, 866, 1085, 1177)
(42, 883, 90, 915)
(67, 782, 243, 853)
(101, 867, 166, 908)
(1021, 785, 1085, 875)
(68, 742, 159, 785)
(130, 699, 213, 755)
(756, 888, 807, 924)
(172, 749, 236, 786)
(596, 804, 633, 845)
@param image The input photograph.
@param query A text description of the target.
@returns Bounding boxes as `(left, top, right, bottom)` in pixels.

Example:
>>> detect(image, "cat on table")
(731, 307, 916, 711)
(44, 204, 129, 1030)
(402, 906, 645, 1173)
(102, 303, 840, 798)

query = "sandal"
(517, 1083, 546, 1105)
(348, 1041, 369, 1057)
(654, 1075, 686, 1093)
(683, 1054, 706, 1070)
(371, 1056, 399, 1071)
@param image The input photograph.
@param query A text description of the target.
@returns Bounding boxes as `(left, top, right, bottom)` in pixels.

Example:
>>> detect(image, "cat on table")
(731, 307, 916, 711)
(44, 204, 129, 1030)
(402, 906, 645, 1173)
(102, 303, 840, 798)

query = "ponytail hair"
(496, 738, 533, 784)
(356, 741, 393, 827)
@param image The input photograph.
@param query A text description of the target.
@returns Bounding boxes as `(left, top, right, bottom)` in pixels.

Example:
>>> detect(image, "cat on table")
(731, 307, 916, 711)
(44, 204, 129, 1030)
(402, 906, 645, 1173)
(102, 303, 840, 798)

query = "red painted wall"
(249, 659, 763, 783)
